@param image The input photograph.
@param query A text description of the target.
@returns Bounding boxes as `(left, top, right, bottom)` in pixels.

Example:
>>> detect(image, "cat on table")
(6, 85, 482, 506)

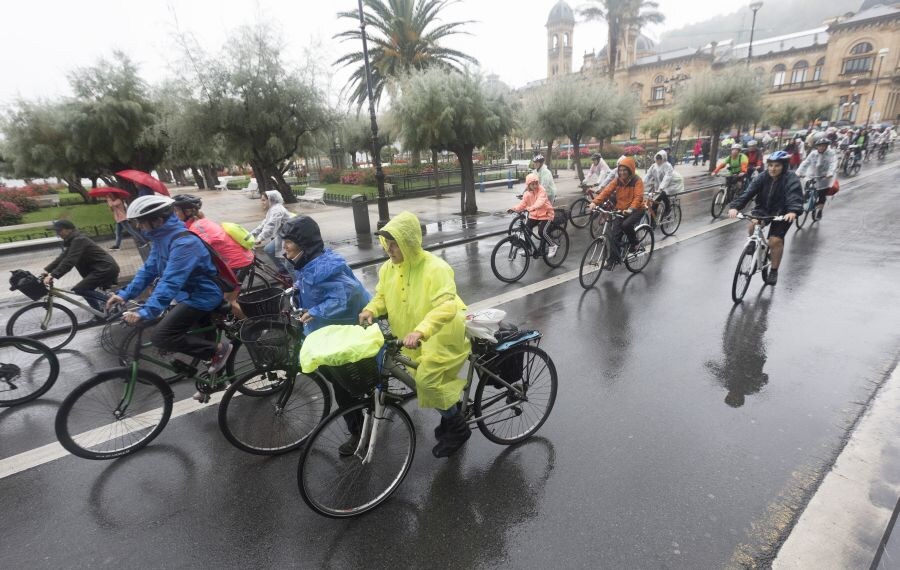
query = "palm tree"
(334, 0, 479, 109)
(579, 0, 664, 82)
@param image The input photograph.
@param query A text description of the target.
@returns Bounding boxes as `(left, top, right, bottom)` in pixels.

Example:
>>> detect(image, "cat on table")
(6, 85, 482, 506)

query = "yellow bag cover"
(299, 324, 384, 374)
(221, 222, 255, 250)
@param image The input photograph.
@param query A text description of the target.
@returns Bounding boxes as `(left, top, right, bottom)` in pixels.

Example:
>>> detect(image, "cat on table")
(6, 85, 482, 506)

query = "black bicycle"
(711, 174, 744, 218)
(579, 207, 655, 289)
(491, 211, 569, 283)
(0, 336, 59, 407)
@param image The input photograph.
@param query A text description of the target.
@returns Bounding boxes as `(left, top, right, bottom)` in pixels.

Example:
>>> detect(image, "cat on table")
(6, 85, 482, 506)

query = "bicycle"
(877, 142, 889, 161)
(795, 177, 825, 229)
(840, 146, 861, 177)
(578, 207, 655, 289)
(491, 211, 570, 283)
(569, 182, 599, 228)
(641, 191, 682, 236)
(240, 254, 293, 291)
(7, 270, 121, 351)
(710, 174, 744, 219)
(0, 336, 59, 407)
(730, 213, 786, 303)
(296, 321, 558, 518)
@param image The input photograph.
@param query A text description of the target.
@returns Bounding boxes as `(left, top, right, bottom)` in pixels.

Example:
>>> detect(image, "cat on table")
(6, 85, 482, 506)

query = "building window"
(813, 58, 824, 81)
(850, 42, 873, 55)
(772, 64, 786, 87)
(791, 61, 808, 84)
(653, 75, 665, 84)
(552, 35, 558, 49)
(564, 33, 569, 47)
(753, 67, 765, 85)
(842, 56, 873, 74)
(652, 86, 665, 100)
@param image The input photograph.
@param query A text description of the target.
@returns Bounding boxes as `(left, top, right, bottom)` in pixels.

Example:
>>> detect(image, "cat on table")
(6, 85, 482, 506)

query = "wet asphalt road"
(1, 163, 898, 568)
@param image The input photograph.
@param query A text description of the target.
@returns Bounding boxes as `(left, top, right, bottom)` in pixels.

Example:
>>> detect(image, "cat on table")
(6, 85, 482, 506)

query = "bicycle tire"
(297, 401, 415, 518)
(659, 203, 682, 236)
(731, 244, 756, 303)
(0, 336, 59, 406)
(218, 369, 331, 455)
(761, 249, 773, 285)
(55, 368, 173, 460)
(474, 345, 558, 445)
(541, 226, 569, 268)
(6, 301, 78, 352)
(223, 340, 286, 395)
(569, 198, 592, 228)
(710, 189, 727, 218)
(795, 200, 810, 229)
(848, 162, 860, 177)
(579, 237, 607, 289)
(589, 212, 604, 239)
(623, 225, 654, 273)
(490, 235, 530, 283)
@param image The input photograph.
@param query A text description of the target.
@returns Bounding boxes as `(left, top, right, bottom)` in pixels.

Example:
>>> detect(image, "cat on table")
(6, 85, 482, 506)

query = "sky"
(0, 0, 741, 108)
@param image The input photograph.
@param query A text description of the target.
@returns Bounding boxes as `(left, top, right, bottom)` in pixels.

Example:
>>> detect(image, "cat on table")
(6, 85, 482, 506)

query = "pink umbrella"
(115, 170, 170, 196)
(88, 187, 130, 199)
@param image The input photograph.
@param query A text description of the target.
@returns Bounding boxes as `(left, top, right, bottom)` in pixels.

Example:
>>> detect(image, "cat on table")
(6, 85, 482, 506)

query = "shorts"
(767, 220, 791, 240)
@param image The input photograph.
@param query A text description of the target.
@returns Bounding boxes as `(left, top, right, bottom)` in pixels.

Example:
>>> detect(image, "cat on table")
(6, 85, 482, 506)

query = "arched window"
(772, 64, 786, 87)
(564, 33, 569, 47)
(791, 60, 808, 84)
(552, 35, 559, 49)
(653, 75, 665, 84)
(850, 42, 873, 55)
(813, 57, 824, 81)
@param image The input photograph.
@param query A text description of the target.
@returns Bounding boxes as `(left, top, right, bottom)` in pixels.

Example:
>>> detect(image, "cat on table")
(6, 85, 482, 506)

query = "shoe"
(434, 417, 449, 439)
(208, 339, 233, 375)
(547, 244, 559, 258)
(338, 435, 361, 456)
(766, 268, 778, 286)
(109, 245, 120, 250)
(432, 413, 471, 458)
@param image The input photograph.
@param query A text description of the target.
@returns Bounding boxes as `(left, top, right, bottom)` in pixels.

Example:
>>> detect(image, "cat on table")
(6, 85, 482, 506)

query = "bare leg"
(768, 237, 785, 269)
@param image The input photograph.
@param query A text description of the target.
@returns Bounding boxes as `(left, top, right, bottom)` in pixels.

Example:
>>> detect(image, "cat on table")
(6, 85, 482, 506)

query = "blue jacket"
(118, 214, 223, 319)
(293, 249, 371, 333)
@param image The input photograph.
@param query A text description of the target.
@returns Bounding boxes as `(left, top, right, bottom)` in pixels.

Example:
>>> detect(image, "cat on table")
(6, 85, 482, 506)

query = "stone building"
(541, 0, 899, 140)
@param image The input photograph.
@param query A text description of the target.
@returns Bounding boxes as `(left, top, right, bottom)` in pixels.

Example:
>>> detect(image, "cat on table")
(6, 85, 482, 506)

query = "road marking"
(0, 162, 891, 481)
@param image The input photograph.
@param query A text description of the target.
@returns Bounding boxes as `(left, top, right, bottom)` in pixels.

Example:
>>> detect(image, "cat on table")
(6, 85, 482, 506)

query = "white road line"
(0, 163, 891, 481)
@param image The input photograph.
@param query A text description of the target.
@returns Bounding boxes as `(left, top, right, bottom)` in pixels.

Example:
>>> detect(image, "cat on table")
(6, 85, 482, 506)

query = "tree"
(640, 110, 675, 149)
(579, 0, 664, 82)
(154, 86, 226, 189)
(525, 76, 633, 181)
(335, 0, 478, 109)
(801, 99, 833, 130)
(392, 68, 515, 215)
(677, 68, 763, 171)
(765, 101, 805, 146)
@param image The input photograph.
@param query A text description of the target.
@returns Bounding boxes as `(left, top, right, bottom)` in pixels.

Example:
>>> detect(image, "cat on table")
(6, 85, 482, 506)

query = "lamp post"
(864, 47, 890, 129)
(747, 1, 763, 67)
(664, 66, 690, 148)
(356, 0, 390, 228)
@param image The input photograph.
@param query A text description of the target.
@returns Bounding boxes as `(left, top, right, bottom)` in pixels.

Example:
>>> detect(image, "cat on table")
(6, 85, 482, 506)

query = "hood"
(378, 211, 423, 266)
(265, 190, 284, 206)
(145, 213, 186, 240)
(617, 156, 636, 177)
(654, 150, 667, 163)
(282, 215, 325, 269)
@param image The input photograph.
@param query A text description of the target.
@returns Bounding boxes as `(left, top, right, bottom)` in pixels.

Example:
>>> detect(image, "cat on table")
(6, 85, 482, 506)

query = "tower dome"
(546, 0, 575, 26)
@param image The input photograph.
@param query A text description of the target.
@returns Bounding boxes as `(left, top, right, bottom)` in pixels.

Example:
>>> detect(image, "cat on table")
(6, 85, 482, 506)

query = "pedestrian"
(106, 195, 144, 250)
(701, 138, 711, 166)
(693, 139, 702, 166)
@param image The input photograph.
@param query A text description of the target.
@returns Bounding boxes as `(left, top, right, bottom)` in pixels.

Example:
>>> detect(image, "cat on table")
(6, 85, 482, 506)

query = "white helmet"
(126, 195, 174, 221)
(731, 143, 742, 150)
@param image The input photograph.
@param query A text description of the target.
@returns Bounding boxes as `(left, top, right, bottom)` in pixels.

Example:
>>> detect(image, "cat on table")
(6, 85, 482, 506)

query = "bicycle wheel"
(731, 244, 756, 303)
(590, 212, 606, 239)
(761, 249, 773, 285)
(659, 203, 682, 236)
(218, 369, 331, 455)
(569, 198, 591, 228)
(623, 225, 654, 273)
(242, 266, 272, 292)
(848, 162, 860, 177)
(490, 235, 530, 283)
(223, 340, 285, 395)
(710, 189, 727, 218)
(298, 401, 415, 518)
(474, 345, 558, 445)
(542, 226, 569, 268)
(55, 368, 173, 460)
(795, 198, 810, 229)
(0, 337, 59, 406)
(579, 237, 607, 289)
(6, 301, 78, 352)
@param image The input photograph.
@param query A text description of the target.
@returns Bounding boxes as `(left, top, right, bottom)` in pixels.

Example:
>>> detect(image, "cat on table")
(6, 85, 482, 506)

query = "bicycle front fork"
(355, 389, 388, 464)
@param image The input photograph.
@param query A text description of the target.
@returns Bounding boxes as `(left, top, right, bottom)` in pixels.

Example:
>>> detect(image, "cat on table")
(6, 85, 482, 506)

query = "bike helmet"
(730, 143, 742, 150)
(812, 133, 828, 146)
(172, 194, 203, 209)
(126, 195, 174, 221)
(532, 153, 545, 162)
(747, 140, 758, 147)
(766, 150, 791, 167)
(591, 152, 603, 160)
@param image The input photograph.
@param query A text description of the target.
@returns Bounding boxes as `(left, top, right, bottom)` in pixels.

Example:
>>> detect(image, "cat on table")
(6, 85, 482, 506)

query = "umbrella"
(115, 170, 170, 196)
(88, 187, 130, 199)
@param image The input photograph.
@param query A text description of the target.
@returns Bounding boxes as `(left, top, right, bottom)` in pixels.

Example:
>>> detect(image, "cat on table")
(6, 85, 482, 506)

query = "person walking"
(693, 139, 702, 166)
(106, 195, 144, 250)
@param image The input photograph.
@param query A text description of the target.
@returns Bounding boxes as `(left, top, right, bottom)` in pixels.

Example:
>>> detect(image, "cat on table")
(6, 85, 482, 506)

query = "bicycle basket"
(237, 287, 284, 318)
(239, 315, 297, 368)
(319, 356, 381, 397)
(9, 270, 48, 301)
(100, 320, 132, 358)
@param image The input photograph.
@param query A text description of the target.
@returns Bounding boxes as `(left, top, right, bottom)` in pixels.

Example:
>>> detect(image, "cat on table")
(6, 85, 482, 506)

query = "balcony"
(646, 98, 667, 107)
(770, 80, 823, 92)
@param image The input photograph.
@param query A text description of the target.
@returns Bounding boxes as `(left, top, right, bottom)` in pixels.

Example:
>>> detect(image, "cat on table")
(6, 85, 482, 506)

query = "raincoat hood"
(654, 150, 668, 162)
(617, 156, 637, 178)
(377, 211, 424, 266)
(264, 190, 284, 206)
(280, 215, 325, 269)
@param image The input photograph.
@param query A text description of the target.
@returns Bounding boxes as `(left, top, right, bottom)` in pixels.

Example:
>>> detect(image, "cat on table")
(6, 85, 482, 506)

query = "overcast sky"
(1, 0, 741, 108)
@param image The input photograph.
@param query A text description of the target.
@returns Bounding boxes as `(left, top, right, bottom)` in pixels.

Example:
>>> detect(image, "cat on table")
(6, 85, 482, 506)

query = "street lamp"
(747, 1, 763, 67)
(864, 47, 890, 128)
(356, 0, 390, 228)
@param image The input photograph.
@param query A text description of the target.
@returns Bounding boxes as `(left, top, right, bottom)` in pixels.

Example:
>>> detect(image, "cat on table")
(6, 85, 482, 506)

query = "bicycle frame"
(43, 287, 107, 321)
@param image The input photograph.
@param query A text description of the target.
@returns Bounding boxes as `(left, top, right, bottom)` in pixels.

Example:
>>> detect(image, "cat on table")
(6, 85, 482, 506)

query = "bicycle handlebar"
(736, 213, 787, 222)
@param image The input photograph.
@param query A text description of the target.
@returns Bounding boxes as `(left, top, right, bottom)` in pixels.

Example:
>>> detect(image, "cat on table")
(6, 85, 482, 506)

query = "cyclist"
(745, 140, 764, 178)
(279, 215, 372, 455)
(643, 150, 680, 217)
(250, 190, 293, 279)
(589, 156, 646, 264)
(531, 154, 557, 203)
(40, 220, 120, 315)
(508, 173, 559, 257)
(727, 151, 803, 286)
(172, 194, 253, 280)
(712, 144, 749, 189)
(583, 152, 613, 190)
(358, 211, 472, 459)
(106, 196, 232, 381)
(796, 133, 837, 220)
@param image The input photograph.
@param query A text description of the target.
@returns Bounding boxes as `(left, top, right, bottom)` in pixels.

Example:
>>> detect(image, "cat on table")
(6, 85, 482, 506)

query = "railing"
(771, 80, 823, 92)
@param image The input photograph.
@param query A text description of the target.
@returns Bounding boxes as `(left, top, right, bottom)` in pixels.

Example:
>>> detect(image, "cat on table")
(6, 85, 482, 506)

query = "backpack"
(175, 231, 240, 293)
(221, 222, 255, 250)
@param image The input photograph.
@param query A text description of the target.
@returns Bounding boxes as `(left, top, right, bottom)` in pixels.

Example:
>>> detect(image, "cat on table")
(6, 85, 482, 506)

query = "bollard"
(351, 194, 371, 235)
(479, 172, 485, 193)
(508, 167, 514, 189)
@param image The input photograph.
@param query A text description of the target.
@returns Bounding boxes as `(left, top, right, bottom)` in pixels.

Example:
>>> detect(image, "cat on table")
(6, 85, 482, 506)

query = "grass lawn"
(0, 203, 113, 241)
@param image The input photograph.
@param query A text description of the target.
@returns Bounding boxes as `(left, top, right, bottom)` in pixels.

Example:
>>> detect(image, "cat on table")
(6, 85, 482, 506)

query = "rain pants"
(363, 211, 470, 410)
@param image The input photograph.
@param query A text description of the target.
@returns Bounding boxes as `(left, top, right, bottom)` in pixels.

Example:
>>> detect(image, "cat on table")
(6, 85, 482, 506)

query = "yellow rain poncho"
(364, 211, 470, 410)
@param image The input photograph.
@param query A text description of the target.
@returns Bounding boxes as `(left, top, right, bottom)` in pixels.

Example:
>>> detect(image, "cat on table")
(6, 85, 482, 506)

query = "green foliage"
(802, 99, 834, 126)
(677, 68, 763, 135)
(0, 188, 40, 213)
(766, 101, 806, 131)
(579, 0, 664, 80)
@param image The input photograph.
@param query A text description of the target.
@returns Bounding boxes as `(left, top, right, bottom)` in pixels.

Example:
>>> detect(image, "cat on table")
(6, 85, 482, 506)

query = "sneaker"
(766, 268, 778, 286)
(208, 339, 233, 375)
(338, 435, 361, 456)
(432, 414, 471, 458)
(547, 244, 559, 258)
(108, 245, 120, 250)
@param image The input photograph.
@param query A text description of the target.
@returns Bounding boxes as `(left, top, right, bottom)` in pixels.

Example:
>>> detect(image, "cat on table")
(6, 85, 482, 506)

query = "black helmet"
(172, 194, 203, 209)
(279, 215, 325, 269)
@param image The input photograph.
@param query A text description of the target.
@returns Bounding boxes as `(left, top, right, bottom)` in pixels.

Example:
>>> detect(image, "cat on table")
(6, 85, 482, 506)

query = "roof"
(710, 27, 829, 63)
(634, 47, 697, 66)
(546, 0, 575, 26)
(831, 3, 900, 26)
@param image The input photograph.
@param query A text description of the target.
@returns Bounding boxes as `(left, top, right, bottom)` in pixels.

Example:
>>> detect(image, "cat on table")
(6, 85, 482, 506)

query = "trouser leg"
(150, 303, 217, 360)
(657, 191, 671, 216)
(73, 270, 118, 311)
(114, 222, 123, 248)
(621, 210, 643, 246)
